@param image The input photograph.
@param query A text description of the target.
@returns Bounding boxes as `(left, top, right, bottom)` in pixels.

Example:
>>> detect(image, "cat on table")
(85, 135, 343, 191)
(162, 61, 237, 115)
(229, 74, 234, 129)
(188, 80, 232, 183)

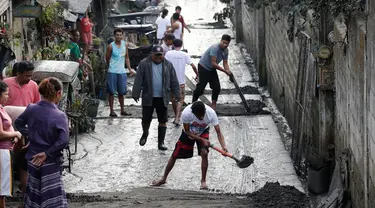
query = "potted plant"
(67, 96, 96, 133)
(93, 37, 102, 49)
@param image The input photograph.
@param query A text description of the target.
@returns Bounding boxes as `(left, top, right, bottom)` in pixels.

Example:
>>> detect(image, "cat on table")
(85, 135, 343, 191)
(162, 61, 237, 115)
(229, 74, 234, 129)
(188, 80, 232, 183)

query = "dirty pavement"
(9, 0, 309, 207)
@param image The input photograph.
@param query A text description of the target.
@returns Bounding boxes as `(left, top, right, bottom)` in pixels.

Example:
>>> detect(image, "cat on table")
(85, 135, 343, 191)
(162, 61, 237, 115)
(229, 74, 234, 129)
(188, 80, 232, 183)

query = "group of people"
(0, 61, 69, 207)
(155, 6, 190, 44)
(130, 32, 233, 189)
(127, 5, 235, 189)
(0, 5, 236, 207)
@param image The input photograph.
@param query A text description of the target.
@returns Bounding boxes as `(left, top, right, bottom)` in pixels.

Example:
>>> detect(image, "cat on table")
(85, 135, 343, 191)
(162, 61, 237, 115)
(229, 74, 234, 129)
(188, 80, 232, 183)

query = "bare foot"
(151, 178, 166, 186)
(200, 181, 208, 190)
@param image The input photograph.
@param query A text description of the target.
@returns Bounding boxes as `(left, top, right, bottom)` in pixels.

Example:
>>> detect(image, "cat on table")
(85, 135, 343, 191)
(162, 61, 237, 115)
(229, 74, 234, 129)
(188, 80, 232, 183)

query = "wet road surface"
(9, 0, 304, 207)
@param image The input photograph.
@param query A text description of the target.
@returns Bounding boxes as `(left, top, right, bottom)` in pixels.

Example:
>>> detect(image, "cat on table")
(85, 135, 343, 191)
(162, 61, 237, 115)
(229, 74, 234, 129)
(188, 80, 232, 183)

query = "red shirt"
(179, 16, 186, 33)
(81, 17, 91, 33)
(4, 77, 41, 107)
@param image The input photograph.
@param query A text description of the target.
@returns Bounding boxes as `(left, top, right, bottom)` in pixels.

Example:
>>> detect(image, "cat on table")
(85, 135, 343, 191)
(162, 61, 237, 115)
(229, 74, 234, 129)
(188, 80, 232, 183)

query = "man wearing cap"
(132, 45, 180, 150)
(165, 39, 198, 125)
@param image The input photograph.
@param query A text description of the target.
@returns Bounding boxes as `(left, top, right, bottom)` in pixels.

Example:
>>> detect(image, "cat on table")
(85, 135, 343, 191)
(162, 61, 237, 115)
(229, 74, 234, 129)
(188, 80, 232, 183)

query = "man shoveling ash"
(152, 101, 228, 189)
(192, 34, 233, 111)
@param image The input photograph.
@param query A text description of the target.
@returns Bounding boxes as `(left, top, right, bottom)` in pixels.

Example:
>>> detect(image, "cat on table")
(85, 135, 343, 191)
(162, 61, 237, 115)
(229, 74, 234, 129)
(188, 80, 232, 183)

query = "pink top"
(0, 106, 14, 149)
(4, 77, 41, 107)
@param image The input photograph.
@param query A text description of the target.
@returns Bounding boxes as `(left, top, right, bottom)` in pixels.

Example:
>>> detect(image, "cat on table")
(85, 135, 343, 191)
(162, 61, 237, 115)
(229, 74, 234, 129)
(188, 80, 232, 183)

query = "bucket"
(308, 164, 330, 194)
(98, 88, 108, 100)
(83, 98, 99, 118)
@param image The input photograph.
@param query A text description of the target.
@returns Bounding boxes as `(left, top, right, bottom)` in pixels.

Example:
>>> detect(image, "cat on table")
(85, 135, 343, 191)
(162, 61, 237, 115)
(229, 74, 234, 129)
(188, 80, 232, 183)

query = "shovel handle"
(209, 144, 233, 158)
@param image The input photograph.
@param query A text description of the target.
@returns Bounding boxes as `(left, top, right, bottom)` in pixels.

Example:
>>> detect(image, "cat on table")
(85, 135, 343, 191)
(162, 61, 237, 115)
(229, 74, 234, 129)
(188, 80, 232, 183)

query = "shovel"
(229, 74, 251, 112)
(209, 144, 254, 168)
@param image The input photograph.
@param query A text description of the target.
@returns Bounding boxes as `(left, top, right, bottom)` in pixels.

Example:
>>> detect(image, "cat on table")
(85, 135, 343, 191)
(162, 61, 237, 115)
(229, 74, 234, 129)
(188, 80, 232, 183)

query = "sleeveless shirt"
(109, 40, 127, 74)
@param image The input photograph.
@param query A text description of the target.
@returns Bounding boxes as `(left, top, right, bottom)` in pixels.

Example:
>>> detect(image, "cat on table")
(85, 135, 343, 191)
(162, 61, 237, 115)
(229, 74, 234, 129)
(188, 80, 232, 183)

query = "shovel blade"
(236, 155, 254, 168)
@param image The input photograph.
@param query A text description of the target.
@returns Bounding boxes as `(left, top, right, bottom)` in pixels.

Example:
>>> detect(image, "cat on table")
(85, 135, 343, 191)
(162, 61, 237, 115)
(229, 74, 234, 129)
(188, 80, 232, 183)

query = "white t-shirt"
(155, 16, 171, 39)
(161, 43, 172, 56)
(181, 104, 219, 135)
(165, 50, 192, 85)
(173, 21, 182, 40)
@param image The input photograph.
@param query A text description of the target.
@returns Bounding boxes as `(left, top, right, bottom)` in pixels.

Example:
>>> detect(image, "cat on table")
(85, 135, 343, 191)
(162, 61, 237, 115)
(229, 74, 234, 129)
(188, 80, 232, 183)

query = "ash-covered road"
(10, 0, 306, 207)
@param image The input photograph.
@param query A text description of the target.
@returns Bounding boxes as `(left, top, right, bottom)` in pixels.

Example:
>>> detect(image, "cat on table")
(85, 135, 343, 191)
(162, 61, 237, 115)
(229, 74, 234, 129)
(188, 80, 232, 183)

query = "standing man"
(161, 33, 175, 55)
(132, 46, 180, 150)
(168, 13, 182, 40)
(192, 34, 233, 110)
(152, 101, 228, 189)
(3, 61, 40, 197)
(173, 6, 191, 34)
(105, 28, 134, 117)
(165, 39, 198, 125)
(4, 61, 40, 107)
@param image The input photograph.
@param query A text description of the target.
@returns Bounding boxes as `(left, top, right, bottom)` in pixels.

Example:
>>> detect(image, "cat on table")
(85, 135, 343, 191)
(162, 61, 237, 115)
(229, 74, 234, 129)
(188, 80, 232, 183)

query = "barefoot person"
(165, 39, 198, 125)
(105, 28, 135, 117)
(192, 34, 233, 110)
(15, 77, 69, 208)
(132, 45, 180, 151)
(152, 101, 228, 189)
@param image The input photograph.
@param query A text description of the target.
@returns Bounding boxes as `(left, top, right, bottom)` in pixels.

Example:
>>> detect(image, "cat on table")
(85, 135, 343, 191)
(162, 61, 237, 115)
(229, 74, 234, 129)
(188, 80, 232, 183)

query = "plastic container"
(308, 164, 330, 194)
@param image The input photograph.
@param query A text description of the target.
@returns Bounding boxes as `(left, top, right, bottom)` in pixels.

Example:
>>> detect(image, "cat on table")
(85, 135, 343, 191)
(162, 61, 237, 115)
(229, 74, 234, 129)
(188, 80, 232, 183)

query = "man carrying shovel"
(152, 101, 228, 189)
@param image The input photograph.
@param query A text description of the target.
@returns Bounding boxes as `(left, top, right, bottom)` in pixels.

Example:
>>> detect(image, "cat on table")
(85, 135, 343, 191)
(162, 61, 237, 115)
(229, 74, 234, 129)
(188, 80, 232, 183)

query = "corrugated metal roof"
(67, 0, 92, 14)
(0, 0, 9, 16)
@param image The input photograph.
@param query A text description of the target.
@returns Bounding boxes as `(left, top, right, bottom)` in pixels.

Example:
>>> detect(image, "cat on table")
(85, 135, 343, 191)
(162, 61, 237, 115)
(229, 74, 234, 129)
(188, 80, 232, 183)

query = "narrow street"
(13, 0, 304, 207)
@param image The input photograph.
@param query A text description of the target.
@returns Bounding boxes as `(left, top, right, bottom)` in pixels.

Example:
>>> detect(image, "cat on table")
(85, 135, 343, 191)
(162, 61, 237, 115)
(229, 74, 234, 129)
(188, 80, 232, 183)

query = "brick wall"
(263, 7, 300, 130)
(241, 4, 266, 85)
(237, 4, 323, 176)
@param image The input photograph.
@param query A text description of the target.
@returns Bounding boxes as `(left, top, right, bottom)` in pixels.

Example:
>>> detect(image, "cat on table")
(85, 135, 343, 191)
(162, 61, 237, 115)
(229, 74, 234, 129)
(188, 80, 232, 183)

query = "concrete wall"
(366, 2, 375, 206)
(236, 0, 375, 206)
(333, 17, 366, 207)
(333, 1, 375, 207)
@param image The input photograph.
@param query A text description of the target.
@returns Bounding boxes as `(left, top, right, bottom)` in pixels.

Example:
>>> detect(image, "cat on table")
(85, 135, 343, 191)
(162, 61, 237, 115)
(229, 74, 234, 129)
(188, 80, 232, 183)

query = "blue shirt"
(109, 40, 127, 74)
(152, 62, 163, 97)
(199, 43, 229, 71)
(14, 100, 69, 164)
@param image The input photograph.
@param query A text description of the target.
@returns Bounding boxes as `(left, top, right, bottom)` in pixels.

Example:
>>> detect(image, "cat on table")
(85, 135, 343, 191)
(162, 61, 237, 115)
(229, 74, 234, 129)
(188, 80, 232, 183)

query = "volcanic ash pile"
(248, 182, 309, 208)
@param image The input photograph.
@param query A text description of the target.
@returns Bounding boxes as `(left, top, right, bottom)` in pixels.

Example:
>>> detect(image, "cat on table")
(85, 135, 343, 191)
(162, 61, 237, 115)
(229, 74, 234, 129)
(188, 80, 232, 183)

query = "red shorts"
(172, 129, 209, 159)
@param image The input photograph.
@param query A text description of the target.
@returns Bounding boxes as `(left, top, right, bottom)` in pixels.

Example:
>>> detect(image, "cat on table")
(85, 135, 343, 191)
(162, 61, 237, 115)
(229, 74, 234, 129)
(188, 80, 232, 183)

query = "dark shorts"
(172, 128, 210, 159)
(15, 148, 27, 171)
(106, 72, 127, 95)
(142, 98, 168, 123)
